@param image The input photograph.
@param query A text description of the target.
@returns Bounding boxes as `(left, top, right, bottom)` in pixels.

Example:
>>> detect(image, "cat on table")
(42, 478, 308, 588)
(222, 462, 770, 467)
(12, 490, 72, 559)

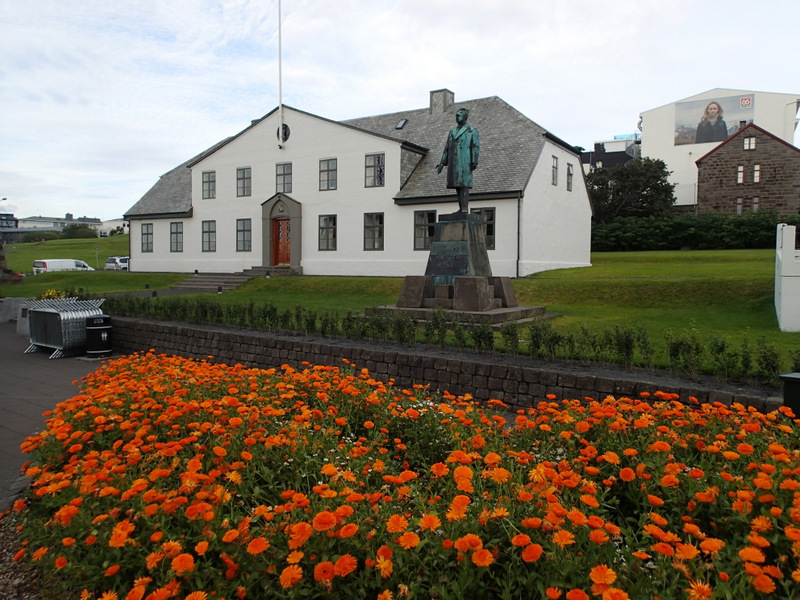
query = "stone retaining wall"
(110, 317, 781, 413)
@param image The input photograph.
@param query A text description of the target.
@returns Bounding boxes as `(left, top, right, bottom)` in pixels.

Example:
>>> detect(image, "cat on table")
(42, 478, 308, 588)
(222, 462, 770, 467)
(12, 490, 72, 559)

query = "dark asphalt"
(0, 321, 103, 512)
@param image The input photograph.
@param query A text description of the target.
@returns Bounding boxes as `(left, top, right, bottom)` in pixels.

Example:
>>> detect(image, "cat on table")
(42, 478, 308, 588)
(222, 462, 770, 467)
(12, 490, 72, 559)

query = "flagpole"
(278, 0, 285, 149)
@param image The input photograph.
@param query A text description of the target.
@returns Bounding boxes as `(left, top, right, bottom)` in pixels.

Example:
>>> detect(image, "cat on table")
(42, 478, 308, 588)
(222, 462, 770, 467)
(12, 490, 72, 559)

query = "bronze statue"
(436, 107, 479, 213)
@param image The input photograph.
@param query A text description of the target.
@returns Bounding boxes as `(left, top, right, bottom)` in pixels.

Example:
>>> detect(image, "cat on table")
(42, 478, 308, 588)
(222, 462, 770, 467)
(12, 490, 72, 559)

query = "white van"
(32, 259, 95, 274)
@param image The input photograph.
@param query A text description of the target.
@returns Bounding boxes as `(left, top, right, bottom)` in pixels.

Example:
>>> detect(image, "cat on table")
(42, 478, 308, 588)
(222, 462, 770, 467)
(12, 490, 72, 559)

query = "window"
(753, 164, 760, 183)
(319, 215, 337, 250)
(364, 213, 384, 251)
(737, 165, 744, 184)
(141, 223, 153, 253)
(551, 156, 558, 186)
(566, 163, 574, 192)
(202, 171, 216, 199)
(236, 167, 252, 197)
(365, 153, 385, 187)
(319, 159, 337, 191)
(276, 163, 292, 193)
(236, 219, 252, 252)
(752, 197, 760, 212)
(414, 210, 436, 250)
(202, 220, 216, 252)
(170, 222, 183, 252)
(743, 137, 756, 150)
(735, 198, 743, 215)
(470, 207, 495, 250)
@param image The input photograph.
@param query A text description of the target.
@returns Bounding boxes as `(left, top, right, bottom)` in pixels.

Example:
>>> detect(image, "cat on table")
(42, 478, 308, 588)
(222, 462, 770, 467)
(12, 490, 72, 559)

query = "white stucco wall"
(776, 224, 800, 332)
(640, 89, 800, 206)
(518, 141, 593, 276)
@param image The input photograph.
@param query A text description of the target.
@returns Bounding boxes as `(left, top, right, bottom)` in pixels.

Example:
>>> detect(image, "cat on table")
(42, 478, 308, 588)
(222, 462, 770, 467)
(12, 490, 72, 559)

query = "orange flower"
(222, 529, 240, 543)
(386, 514, 408, 533)
(397, 531, 420, 550)
(194, 541, 209, 556)
(580, 494, 599, 508)
(471, 548, 494, 567)
(601, 589, 630, 600)
(334, 554, 358, 577)
(552, 530, 575, 548)
(375, 556, 393, 578)
(246, 537, 269, 555)
(652, 542, 674, 556)
(288, 522, 314, 549)
(566, 590, 590, 600)
(619, 468, 635, 482)
(699, 538, 725, 555)
(287, 551, 304, 564)
(104, 564, 120, 577)
(512, 533, 531, 547)
(675, 543, 700, 560)
(171, 553, 195, 574)
(54, 556, 68, 569)
(589, 530, 609, 544)
(738, 546, 765, 563)
(522, 543, 543, 562)
(751, 573, 776, 594)
(280, 564, 303, 588)
(454, 533, 483, 552)
(590, 564, 617, 585)
(418, 513, 442, 531)
(314, 561, 335, 584)
(338, 523, 359, 538)
(430, 462, 449, 477)
(685, 580, 712, 600)
(312, 511, 338, 531)
(546, 587, 562, 599)
(646, 494, 664, 507)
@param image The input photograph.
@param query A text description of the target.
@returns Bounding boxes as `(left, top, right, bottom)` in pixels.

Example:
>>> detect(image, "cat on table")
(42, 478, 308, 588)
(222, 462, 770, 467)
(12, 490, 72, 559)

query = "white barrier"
(775, 224, 800, 332)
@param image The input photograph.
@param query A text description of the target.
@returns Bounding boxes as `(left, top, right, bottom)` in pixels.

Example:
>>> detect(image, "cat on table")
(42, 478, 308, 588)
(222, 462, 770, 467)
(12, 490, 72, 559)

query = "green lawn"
(3, 239, 798, 362)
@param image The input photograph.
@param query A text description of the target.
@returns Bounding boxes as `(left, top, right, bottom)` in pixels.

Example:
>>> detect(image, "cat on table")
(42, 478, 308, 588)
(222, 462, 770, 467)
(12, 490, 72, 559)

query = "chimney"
(65, 213, 73, 221)
(430, 89, 455, 114)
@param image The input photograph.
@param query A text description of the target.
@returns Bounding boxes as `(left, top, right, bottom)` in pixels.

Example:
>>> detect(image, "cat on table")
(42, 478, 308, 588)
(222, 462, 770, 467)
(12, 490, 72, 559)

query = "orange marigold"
(386, 514, 408, 533)
(685, 580, 712, 600)
(397, 531, 420, 550)
(246, 537, 269, 555)
(751, 573, 776, 594)
(512, 533, 531, 547)
(314, 561, 335, 584)
(699, 538, 725, 554)
(619, 468, 635, 482)
(738, 546, 765, 563)
(566, 590, 590, 600)
(312, 511, 337, 531)
(334, 554, 358, 577)
(418, 513, 442, 531)
(521, 543, 543, 562)
(590, 564, 617, 585)
(280, 564, 303, 589)
(471, 548, 494, 567)
(552, 530, 575, 547)
(171, 553, 195, 574)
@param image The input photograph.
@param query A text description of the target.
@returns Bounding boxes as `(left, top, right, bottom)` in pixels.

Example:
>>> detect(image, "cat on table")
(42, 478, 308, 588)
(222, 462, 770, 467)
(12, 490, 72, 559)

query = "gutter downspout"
(516, 191, 522, 278)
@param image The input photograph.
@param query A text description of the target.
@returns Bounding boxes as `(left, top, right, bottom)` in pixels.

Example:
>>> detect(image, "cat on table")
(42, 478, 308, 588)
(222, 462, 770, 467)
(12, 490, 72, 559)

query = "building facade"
(640, 89, 800, 208)
(696, 123, 800, 215)
(125, 90, 593, 278)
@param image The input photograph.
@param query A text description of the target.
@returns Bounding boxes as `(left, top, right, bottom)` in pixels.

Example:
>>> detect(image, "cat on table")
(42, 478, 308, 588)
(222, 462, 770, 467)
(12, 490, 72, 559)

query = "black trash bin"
(86, 315, 112, 358)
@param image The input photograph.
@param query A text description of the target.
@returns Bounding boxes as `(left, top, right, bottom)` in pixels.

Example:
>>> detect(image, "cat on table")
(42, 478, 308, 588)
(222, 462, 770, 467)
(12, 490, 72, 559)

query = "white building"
(640, 88, 800, 208)
(125, 90, 592, 278)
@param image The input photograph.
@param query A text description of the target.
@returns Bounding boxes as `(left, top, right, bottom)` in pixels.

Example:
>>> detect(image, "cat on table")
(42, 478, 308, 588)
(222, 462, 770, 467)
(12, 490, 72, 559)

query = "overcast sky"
(2, 0, 798, 221)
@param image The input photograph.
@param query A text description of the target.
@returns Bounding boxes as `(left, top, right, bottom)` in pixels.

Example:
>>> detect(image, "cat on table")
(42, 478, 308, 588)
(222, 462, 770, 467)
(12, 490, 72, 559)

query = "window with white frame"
(551, 156, 558, 186)
(236, 219, 252, 252)
(319, 159, 337, 191)
(202, 220, 216, 252)
(752, 197, 760, 212)
(365, 153, 385, 187)
(414, 210, 436, 250)
(566, 163, 574, 192)
(170, 222, 183, 252)
(470, 207, 495, 250)
(743, 137, 756, 150)
(735, 198, 743, 215)
(753, 164, 760, 183)
(364, 212, 384, 251)
(236, 168, 252, 197)
(276, 163, 292, 193)
(141, 223, 153, 253)
(319, 215, 337, 250)
(202, 171, 216, 199)
(737, 165, 744, 184)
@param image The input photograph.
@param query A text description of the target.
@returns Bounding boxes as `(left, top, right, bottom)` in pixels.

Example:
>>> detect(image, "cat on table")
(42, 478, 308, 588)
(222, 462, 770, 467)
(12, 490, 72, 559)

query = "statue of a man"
(436, 107, 479, 213)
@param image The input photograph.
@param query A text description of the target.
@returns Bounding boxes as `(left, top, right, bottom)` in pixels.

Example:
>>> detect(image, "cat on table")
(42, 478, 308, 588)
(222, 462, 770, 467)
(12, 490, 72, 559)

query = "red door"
(272, 218, 291, 265)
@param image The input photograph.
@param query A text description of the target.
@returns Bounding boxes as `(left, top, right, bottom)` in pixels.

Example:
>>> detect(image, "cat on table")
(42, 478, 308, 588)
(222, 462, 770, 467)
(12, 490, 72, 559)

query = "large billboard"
(674, 93, 754, 145)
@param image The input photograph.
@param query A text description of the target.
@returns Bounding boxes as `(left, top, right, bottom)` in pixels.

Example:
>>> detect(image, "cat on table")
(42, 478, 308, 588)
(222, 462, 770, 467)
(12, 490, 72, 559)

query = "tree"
(61, 224, 98, 239)
(586, 157, 676, 223)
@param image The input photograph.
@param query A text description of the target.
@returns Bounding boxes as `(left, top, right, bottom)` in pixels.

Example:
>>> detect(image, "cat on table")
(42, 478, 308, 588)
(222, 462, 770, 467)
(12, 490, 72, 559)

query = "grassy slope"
(3, 239, 797, 357)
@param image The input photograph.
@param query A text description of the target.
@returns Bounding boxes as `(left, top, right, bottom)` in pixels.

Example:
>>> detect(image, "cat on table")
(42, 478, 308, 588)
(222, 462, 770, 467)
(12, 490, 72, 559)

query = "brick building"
(696, 123, 800, 215)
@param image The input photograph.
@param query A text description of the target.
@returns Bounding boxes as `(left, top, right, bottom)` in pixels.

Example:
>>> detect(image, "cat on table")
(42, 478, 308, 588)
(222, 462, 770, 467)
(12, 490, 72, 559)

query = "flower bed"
(4, 352, 800, 600)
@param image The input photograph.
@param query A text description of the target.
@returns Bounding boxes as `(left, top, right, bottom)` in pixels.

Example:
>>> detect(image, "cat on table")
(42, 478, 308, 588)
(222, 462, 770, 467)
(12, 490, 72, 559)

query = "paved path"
(0, 321, 102, 512)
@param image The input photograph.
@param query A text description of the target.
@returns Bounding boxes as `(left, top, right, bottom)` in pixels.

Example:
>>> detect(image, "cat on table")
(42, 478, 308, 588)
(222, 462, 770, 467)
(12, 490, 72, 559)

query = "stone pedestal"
(397, 213, 521, 313)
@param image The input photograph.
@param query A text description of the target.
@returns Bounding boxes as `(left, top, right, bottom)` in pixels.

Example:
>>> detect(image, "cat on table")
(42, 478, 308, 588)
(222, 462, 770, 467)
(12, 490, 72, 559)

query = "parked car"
(32, 259, 95, 274)
(104, 256, 129, 271)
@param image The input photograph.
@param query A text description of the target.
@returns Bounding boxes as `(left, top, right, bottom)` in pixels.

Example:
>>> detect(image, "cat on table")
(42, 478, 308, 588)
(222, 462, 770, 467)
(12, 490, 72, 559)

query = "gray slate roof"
(344, 95, 558, 200)
(126, 95, 577, 217)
